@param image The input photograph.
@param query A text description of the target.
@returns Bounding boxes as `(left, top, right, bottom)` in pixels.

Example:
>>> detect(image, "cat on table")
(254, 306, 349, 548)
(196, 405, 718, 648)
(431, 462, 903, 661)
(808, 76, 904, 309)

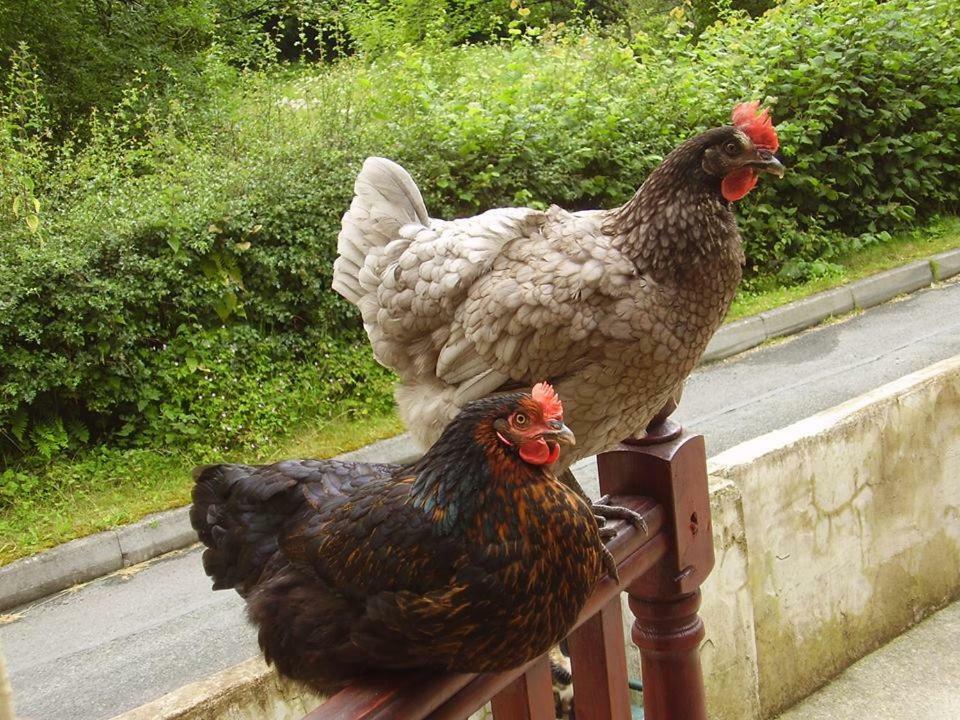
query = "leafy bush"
(688, 0, 960, 275)
(0, 75, 394, 459)
(0, 0, 217, 131)
(214, 0, 622, 64)
(1, 0, 958, 460)
(684, 0, 777, 35)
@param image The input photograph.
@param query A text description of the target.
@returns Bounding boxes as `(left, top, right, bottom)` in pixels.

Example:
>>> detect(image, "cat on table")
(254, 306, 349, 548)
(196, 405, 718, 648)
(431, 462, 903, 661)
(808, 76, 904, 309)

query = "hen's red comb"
(531, 382, 563, 421)
(732, 101, 779, 151)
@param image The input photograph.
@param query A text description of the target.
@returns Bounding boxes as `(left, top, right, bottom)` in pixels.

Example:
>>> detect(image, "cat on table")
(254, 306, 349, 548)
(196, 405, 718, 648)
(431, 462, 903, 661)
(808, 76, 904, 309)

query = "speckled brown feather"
(333, 126, 757, 467)
(190, 393, 605, 691)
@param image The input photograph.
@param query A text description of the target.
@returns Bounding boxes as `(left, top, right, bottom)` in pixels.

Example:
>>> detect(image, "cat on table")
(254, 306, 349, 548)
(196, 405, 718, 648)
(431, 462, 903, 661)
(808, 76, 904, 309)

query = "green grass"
(0, 412, 403, 565)
(2, 216, 958, 567)
(727, 217, 960, 321)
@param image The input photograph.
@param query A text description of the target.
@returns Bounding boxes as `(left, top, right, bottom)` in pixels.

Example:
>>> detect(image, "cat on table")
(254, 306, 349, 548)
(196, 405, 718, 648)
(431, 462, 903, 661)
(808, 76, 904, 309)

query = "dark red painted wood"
(597, 432, 715, 596)
(490, 656, 555, 720)
(598, 431, 714, 720)
(630, 591, 707, 720)
(567, 596, 632, 720)
(301, 672, 474, 720)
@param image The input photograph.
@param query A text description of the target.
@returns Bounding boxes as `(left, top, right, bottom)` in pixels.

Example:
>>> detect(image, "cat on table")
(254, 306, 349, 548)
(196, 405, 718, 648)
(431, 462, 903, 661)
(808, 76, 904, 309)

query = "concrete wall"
(700, 354, 960, 719)
(111, 658, 323, 720)
(113, 355, 960, 720)
(699, 478, 762, 720)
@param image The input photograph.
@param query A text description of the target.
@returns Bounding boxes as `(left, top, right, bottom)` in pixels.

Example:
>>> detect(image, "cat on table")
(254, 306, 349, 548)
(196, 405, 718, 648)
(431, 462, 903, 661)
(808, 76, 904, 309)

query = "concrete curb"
(3, 248, 959, 613)
(701, 249, 959, 363)
(0, 507, 198, 611)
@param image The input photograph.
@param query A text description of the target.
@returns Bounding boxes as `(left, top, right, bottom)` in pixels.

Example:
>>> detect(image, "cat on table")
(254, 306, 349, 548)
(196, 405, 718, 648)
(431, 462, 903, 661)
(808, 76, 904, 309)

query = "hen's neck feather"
(605, 129, 744, 284)
(405, 396, 546, 537)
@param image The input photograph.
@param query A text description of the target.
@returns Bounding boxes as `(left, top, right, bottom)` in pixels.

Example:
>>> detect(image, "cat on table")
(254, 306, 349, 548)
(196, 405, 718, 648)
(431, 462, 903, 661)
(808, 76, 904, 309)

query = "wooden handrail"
(304, 431, 714, 720)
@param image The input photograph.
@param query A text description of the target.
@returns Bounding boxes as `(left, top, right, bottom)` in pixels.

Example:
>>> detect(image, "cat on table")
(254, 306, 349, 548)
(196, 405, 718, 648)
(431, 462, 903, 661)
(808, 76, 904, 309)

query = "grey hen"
(333, 102, 783, 474)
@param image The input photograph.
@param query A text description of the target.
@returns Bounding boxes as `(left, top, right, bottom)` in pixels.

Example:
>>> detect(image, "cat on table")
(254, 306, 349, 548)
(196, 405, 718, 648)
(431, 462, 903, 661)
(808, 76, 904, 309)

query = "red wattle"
(546, 442, 560, 464)
(721, 168, 759, 201)
(519, 439, 560, 465)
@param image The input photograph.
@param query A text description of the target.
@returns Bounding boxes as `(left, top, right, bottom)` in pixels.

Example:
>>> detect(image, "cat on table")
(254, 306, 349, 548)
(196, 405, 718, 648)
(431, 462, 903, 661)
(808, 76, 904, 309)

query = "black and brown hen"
(191, 383, 607, 691)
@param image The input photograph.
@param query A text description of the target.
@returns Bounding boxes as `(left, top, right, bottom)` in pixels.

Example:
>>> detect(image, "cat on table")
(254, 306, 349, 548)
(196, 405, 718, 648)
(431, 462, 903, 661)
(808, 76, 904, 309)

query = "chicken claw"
(601, 544, 619, 583)
(556, 469, 648, 539)
(596, 519, 619, 541)
(593, 496, 648, 537)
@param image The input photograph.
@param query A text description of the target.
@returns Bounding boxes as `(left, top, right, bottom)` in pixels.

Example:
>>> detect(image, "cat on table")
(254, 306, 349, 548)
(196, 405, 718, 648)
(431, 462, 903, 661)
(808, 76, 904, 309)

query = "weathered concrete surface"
(702, 248, 959, 362)
(109, 657, 503, 720)
(703, 315, 767, 362)
(759, 288, 854, 340)
(2, 546, 257, 720)
(111, 658, 322, 720)
(931, 248, 960, 281)
(708, 354, 960, 718)
(698, 479, 761, 720)
(0, 533, 122, 610)
(115, 507, 197, 568)
(850, 260, 933, 308)
(776, 600, 960, 719)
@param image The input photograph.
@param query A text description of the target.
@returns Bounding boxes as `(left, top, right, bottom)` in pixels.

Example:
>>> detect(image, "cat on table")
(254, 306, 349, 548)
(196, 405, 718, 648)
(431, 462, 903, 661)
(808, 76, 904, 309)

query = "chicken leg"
(626, 394, 683, 445)
(556, 468, 647, 541)
(563, 393, 684, 539)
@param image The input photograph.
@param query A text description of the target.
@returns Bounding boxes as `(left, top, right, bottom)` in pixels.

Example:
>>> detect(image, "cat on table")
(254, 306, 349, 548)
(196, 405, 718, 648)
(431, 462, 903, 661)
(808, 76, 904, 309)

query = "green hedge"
(0, 95, 395, 459)
(0, 0, 614, 129)
(1, 0, 958, 460)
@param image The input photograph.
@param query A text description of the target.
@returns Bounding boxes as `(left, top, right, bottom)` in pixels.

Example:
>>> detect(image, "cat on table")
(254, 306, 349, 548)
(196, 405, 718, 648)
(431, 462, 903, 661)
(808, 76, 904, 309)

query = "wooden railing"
(303, 430, 715, 720)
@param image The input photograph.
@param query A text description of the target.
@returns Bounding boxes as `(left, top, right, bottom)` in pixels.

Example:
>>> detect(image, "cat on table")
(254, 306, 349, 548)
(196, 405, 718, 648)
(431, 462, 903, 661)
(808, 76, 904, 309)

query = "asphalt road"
(3, 278, 960, 720)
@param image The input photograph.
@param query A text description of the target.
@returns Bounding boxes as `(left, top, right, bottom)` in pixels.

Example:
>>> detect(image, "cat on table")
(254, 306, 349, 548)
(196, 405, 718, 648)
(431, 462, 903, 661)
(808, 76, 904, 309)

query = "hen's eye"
(513, 413, 528, 427)
(723, 141, 740, 155)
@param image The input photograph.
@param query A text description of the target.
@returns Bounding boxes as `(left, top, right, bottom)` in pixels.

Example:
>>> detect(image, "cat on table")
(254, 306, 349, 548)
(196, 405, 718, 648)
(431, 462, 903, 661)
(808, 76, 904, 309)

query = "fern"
(31, 416, 69, 459)
(66, 417, 90, 445)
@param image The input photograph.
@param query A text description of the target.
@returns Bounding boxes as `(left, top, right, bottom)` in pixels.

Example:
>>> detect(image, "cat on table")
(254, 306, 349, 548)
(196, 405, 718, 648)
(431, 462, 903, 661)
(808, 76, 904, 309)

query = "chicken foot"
(594, 495, 648, 536)
(556, 469, 648, 541)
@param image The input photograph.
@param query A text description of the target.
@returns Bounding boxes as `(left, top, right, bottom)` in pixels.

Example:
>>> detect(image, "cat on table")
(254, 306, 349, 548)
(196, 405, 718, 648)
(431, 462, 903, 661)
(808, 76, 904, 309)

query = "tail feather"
(190, 463, 297, 596)
(190, 459, 396, 596)
(333, 157, 429, 304)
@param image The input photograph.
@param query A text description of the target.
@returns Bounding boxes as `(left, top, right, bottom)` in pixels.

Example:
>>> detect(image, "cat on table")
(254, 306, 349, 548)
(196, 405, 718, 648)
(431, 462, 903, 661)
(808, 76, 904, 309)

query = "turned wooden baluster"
(596, 431, 715, 720)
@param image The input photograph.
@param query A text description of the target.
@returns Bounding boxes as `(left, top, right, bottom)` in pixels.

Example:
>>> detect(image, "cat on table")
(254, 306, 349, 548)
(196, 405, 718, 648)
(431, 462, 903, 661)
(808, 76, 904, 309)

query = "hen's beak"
(543, 421, 576, 447)
(751, 149, 786, 178)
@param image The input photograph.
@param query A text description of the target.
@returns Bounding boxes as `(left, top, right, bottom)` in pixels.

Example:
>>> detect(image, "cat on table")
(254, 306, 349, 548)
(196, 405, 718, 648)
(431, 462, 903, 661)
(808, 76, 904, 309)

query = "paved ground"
(776, 600, 960, 719)
(3, 278, 960, 720)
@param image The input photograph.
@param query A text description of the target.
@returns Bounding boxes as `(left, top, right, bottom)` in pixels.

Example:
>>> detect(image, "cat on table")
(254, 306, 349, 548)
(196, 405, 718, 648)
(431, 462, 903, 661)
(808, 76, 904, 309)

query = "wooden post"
(566, 596, 632, 720)
(629, 591, 706, 719)
(596, 431, 714, 720)
(490, 656, 555, 720)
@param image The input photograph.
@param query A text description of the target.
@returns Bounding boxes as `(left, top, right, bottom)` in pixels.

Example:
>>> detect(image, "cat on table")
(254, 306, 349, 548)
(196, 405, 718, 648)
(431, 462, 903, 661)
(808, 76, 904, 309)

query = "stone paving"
(777, 601, 960, 719)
